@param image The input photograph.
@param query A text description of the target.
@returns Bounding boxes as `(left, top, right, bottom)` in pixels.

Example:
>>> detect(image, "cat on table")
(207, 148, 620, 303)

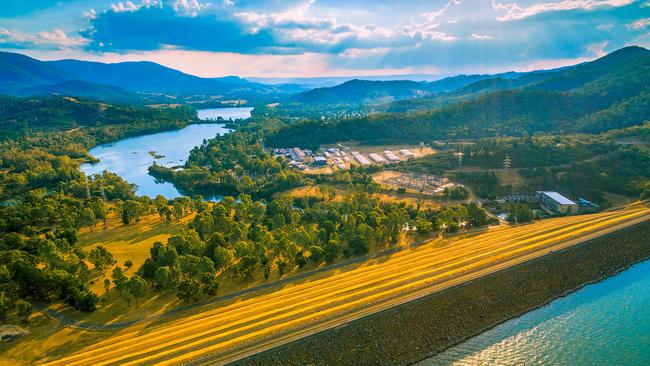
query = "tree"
(173, 201, 184, 221)
(201, 272, 219, 296)
(308, 246, 325, 263)
(112, 266, 128, 290)
(154, 266, 175, 290)
(124, 259, 133, 271)
(127, 275, 146, 306)
(88, 246, 116, 274)
(103, 278, 111, 297)
(507, 203, 535, 223)
(0, 293, 13, 320)
(177, 278, 201, 303)
(16, 300, 32, 324)
(120, 200, 141, 224)
(78, 207, 96, 231)
(211, 246, 233, 271)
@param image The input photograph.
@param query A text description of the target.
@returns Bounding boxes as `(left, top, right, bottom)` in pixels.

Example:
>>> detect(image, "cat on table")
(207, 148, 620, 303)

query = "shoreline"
(232, 221, 650, 366)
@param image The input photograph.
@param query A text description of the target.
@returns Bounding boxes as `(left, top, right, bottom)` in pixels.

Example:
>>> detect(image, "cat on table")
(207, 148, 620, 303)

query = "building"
(312, 156, 328, 166)
(384, 150, 401, 162)
(368, 153, 387, 164)
(351, 151, 371, 165)
(290, 147, 306, 161)
(536, 191, 578, 214)
(399, 149, 414, 158)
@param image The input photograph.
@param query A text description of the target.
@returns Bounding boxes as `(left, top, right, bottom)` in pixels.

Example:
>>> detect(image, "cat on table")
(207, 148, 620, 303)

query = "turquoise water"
(420, 259, 650, 366)
(80, 107, 251, 199)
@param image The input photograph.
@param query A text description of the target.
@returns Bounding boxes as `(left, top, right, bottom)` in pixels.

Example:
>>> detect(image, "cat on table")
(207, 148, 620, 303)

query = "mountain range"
(1, 46, 649, 109)
(266, 46, 650, 148)
(290, 46, 650, 106)
(0, 52, 304, 103)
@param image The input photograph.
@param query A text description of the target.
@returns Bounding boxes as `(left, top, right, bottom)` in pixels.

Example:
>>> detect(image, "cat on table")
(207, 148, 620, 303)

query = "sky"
(1, 0, 649, 78)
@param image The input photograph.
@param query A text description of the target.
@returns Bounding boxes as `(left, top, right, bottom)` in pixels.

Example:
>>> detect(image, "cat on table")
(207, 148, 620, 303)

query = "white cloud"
(83, 9, 97, 20)
(492, 0, 635, 21)
(110, 1, 139, 12)
(628, 18, 650, 30)
(0, 28, 87, 49)
(422, 0, 463, 22)
(471, 33, 494, 40)
(587, 40, 609, 56)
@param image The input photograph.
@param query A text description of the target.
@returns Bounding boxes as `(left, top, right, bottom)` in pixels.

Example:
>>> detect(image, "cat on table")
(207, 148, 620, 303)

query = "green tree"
(88, 246, 116, 274)
(16, 300, 32, 324)
(177, 278, 201, 303)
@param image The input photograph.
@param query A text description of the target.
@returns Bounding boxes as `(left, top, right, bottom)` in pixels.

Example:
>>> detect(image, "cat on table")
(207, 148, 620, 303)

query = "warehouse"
(536, 191, 578, 214)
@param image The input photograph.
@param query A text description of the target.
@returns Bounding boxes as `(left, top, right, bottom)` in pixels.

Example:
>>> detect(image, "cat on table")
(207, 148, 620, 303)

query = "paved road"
(42, 206, 650, 366)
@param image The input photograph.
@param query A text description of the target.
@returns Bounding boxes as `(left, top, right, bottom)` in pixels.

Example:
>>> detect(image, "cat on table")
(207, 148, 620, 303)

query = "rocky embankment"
(234, 221, 650, 366)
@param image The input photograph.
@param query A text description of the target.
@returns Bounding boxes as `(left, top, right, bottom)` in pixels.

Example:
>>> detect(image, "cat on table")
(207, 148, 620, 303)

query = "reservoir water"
(420, 259, 650, 366)
(80, 107, 252, 199)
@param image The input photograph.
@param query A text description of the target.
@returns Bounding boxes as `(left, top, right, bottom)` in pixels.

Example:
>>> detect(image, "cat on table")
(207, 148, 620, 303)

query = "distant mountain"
(0, 51, 299, 102)
(526, 46, 650, 92)
(290, 79, 435, 104)
(48, 59, 264, 95)
(267, 46, 650, 147)
(0, 51, 72, 93)
(249, 74, 443, 88)
(19, 80, 140, 103)
(291, 72, 539, 105)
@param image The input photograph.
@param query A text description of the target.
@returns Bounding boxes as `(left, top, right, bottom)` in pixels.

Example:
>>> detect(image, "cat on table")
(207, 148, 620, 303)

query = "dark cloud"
(82, 6, 276, 53)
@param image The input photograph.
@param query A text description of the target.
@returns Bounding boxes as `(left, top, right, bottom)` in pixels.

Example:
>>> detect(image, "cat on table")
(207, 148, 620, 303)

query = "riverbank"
(233, 221, 650, 366)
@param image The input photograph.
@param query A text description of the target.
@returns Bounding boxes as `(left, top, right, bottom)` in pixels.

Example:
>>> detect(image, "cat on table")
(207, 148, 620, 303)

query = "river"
(420, 258, 650, 365)
(80, 107, 252, 199)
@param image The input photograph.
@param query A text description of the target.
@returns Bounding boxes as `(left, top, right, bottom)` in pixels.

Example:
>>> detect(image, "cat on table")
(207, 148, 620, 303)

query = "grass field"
(288, 184, 443, 210)
(26, 203, 649, 366)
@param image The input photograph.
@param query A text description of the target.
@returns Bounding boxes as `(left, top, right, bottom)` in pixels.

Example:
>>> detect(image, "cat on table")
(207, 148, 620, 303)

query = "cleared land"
(34, 204, 650, 366)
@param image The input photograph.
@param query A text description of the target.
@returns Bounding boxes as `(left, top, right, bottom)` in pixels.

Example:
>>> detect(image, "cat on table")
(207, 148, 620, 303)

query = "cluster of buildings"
(497, 191, 598, 215)
(383, 172, 456, 195)
(273, 146, 417, 171)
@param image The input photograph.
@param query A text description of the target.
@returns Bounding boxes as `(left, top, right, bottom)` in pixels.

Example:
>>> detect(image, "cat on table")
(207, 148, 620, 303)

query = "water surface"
(80, 107, 251, 199)
(420, 259, 650, 366)
(197, 107, 254, 121)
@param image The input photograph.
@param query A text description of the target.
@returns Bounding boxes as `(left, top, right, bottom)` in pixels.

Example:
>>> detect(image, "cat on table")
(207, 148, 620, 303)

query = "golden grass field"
(14, 203, 647, 366)
(288, 185, 443, 210)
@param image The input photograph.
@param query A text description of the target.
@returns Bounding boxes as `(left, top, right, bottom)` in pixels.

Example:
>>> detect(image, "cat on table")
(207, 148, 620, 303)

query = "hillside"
(290, 74, 519, 105)
(527, 46, 650, 92)
(290, 79, 434, 104)
(0, 95, 196, 142)
(18, 80, 140, 103)
(267, 46, 650, 148)
(0, 51, 72, 93)
(48, 59, 263, 95)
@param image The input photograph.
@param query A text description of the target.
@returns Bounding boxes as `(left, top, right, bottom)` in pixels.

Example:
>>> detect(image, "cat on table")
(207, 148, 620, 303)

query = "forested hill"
(291, 79, 435, 104)
(267, 47, 650, 148)
(0, 95, 197, 143)
(289, 73, 532, 105)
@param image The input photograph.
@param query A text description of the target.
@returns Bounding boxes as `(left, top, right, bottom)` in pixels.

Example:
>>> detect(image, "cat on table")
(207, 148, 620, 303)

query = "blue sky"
(1, 0, 649, 77)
